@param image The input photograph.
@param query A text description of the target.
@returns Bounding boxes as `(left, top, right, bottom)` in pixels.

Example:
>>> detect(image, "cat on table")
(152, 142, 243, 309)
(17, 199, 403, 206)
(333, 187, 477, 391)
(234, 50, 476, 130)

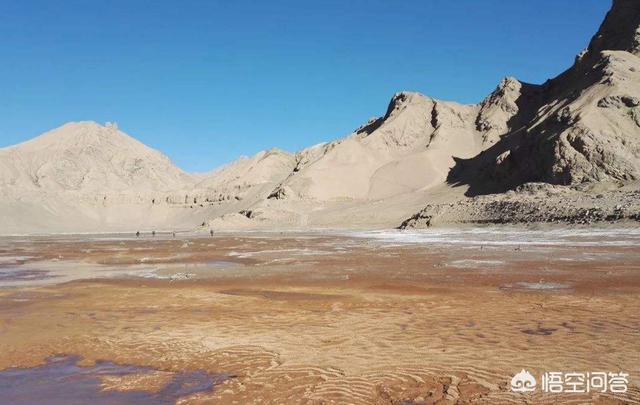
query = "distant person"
(136, 231, 140, 238)
(172, 232, 176, 238)
(152, 231, 156, 237)
(210, 230, 214, 237)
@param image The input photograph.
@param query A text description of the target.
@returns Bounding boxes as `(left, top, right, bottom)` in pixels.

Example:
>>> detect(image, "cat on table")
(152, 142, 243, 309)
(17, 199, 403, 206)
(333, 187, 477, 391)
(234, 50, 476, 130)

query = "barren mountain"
(448, 0, 640, 195)
(0, 122, 202, 233)
(270, 92, 485, 201)
(218, 0, 640, 229)
(281, 77, 541, 202)
(267, 0, 640, 203)
(1, 0, 638, 233)
(194, 148, 295, 203)
(0, 121, 193, 196)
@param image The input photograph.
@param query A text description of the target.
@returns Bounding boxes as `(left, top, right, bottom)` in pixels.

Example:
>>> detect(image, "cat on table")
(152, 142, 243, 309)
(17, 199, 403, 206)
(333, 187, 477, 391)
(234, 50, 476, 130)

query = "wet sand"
(0, 230, 639, 404)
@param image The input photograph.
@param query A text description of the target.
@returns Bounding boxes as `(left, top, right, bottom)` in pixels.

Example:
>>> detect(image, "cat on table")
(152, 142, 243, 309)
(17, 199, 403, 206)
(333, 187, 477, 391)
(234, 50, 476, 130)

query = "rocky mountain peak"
(585, 0, 640, 58)
(24, 121, 134, 150)
(479, 77, 523, 114)
(0, 121, 192, 193)
(384, 92, 428, 118)
(355, 91, 430, 137)
(475, 77, 541, 142)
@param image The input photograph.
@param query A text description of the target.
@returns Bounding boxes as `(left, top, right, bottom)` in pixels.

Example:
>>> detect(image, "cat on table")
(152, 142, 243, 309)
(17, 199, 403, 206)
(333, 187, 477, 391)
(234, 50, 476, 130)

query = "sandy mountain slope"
(0, 122, 207, 233)
(0, 123, 295, 234)
(231, 74, 540, 215)
(204, 83, 538, 230)
(208, 0, 640, 230)
(0, 121, 193, 196)
(193, 148, 295, 204)
(448, 0, 640, 195)
(291, 0, 640, 201)
(269, 91, 505, 201)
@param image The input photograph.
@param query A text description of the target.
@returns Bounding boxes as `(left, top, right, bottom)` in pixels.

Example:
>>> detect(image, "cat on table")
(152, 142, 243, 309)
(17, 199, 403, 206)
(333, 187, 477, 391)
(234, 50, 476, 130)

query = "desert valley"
(0, 0, 639, 404)
(2, 1, 640, 234)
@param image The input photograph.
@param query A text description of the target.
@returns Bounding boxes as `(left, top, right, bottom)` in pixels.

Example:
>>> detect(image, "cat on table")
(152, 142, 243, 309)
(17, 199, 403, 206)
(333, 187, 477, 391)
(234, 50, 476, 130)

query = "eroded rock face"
(280, 0, 640, 202)
(535, 52, 639, 186)
(597, 95, 640, 108)
(584, 0, 640, 58)
(447, 0, 640, 195)
(475, 77, 542, 145)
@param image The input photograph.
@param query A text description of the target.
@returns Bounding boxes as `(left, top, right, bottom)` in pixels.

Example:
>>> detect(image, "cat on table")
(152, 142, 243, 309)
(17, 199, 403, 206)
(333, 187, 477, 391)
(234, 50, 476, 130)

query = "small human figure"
(136, 231, 140, 238)
(152, 231, 156, 237)
(210, 230, 214, 237)
(172, 232, 176, 238)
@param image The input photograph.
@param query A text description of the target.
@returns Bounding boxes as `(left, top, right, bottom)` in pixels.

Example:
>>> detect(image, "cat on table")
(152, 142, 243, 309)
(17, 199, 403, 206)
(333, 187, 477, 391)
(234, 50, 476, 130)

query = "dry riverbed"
(0, 229, 639, 404)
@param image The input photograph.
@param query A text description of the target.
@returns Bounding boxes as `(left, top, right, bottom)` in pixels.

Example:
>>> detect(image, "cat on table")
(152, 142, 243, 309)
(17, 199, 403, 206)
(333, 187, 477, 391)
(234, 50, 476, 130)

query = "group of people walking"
(134, 230, 214, 237)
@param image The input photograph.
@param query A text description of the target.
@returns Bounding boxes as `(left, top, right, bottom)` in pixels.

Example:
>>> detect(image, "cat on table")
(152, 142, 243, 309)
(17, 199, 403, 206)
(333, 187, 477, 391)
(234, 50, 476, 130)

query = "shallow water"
(0, 256, 34, 265)
(0, 268, 55, 282)
(0, 356, 227, 405)
(0, 228, 638, 288)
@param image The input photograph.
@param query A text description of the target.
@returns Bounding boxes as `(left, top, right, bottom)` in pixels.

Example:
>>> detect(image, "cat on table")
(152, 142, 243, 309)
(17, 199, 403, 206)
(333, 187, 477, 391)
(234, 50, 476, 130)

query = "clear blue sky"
(0, 0, 610, 172)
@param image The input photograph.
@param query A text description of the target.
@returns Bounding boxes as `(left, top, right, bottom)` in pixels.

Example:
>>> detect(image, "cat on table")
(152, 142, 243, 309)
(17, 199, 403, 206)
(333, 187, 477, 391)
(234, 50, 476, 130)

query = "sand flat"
(0, 230, 638, 404)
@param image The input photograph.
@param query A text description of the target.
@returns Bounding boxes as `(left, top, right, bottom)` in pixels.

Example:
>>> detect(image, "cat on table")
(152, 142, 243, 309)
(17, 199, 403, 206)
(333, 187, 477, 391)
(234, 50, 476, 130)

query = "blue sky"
(0, 0, 610, 172)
